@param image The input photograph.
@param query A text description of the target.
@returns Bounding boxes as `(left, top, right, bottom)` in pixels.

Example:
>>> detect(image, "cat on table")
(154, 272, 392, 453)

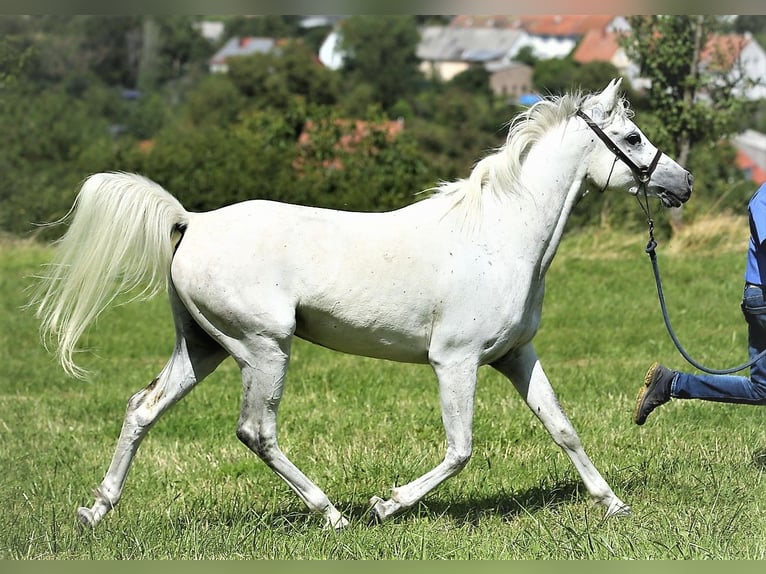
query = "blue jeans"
(672, 284, 766, 404)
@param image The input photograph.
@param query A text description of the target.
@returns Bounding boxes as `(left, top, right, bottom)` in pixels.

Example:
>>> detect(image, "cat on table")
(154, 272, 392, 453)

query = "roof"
(449, 15, 520, 29)
(573, 29, 621, 64)
(417, 26, 526, 62)
(734, 130, 766, 184)
(450, 14, 614, 37)
(484, 60, 531, 73)
(736, 150, 766, 185)
(701, 34, 751, 72)
(515, 15, 615, 37)
(210, 36, 276, 65)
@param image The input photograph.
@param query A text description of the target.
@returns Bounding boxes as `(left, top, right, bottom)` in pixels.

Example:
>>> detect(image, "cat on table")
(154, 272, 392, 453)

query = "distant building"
(196, 20, 225, 43)
(423, 15, 631, 100)
(485, 61, 534, 102)
(318, 29, 345, 70)
(734, 130, 766, 185)
(572, 27, 646, 90)
(300, 15, 344, 29)
(449, 14, 627, 60)
(417, 25, 529, 82)
(209, 36, 277, 73)
(700, 33, 766, 101)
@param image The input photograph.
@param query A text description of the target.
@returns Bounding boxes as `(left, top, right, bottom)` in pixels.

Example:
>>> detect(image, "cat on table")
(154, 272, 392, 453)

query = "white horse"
(33, 79, 692, 529)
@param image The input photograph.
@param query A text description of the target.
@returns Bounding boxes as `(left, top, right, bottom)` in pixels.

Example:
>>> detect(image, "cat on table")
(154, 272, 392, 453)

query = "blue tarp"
(518, 93, 542, 106)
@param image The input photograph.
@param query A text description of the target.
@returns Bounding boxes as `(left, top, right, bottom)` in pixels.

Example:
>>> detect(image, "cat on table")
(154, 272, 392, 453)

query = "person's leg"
(636, 285, 766, 425)
(671, 371, 766, 403)
(675, 285, 766, 403)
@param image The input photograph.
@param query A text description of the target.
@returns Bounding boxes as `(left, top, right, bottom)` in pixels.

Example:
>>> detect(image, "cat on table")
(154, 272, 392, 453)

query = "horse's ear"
(588, 78, 623, 118)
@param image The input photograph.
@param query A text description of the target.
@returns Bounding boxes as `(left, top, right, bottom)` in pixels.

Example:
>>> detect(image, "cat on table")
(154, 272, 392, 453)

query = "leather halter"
(575, 108, 662, 184)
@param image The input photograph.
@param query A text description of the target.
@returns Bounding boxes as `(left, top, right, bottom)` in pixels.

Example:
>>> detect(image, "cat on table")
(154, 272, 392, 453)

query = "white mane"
(431, 90, 630, 232)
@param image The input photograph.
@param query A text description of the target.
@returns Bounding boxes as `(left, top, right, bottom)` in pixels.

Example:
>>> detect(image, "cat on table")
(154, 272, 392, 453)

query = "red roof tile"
(701, 34, 750, 72)
(451, 15, 614, 37)
(736, 149, 766, 185)
(573, 28, 621, 64)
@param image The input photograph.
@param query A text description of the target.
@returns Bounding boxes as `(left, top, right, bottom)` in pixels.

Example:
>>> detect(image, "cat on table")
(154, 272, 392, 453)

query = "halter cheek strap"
(575, 109, 662, 183)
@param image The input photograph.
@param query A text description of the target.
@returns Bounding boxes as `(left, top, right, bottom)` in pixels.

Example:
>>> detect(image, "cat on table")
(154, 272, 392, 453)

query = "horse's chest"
(474, 280, 544, 362)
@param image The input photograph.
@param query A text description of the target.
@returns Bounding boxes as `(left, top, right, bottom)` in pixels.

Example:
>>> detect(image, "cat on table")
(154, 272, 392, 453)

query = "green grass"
(2, 221, 766, 559)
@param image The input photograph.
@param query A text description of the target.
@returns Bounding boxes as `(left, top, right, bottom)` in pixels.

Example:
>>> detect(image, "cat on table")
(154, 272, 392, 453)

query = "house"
(195, 20, 225, 43)
(572, 27, 647, 90)
(700, 33, 766, 101)
(574, 27, 766, 100)
(300, 15, 344, 29)
(485, 61, 534, 102)
(209, 36, 278, 73)
(733, 130, 766, 185)
(514, 14, 623, 59)
(416, 25, 529, 82)
(318, 29, 344, 70)
(434, 14, 634, 99)
(449, 14, 627, 60)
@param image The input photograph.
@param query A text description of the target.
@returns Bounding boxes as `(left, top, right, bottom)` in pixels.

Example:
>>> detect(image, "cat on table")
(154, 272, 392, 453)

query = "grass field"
(2, 217, 766, 559)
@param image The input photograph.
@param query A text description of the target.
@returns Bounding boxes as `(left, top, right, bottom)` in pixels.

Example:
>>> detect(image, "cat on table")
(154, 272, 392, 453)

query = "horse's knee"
(552, 425, 582, 452)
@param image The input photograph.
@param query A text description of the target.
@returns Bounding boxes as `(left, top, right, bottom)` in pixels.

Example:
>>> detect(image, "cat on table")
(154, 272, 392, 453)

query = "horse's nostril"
(687, 172, 694, 187)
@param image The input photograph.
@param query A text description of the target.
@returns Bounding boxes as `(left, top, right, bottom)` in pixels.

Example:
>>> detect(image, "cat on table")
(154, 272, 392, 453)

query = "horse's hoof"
(605, 501, 631, 518)
(324, 514, 350, 530)
(368, 496, 385, 525)
(77, 507, 96, 528)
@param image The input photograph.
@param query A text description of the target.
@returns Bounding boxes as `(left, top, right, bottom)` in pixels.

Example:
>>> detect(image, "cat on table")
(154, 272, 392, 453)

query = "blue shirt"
(745, 183, 766, 285)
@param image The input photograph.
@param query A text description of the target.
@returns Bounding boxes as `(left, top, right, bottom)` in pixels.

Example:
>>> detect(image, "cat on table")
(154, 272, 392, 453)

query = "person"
(635, 181, 766, 425)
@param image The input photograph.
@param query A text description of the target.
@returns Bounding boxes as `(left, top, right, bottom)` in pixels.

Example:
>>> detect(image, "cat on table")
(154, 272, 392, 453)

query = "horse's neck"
(494, 123, 592, 276)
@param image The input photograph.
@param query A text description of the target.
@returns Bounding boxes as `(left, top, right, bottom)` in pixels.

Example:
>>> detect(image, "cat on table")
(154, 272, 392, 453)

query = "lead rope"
(638, 187, 766, 374)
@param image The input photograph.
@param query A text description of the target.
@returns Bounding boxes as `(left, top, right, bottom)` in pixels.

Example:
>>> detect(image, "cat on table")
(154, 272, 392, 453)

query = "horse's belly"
(294, 306, 431, 363)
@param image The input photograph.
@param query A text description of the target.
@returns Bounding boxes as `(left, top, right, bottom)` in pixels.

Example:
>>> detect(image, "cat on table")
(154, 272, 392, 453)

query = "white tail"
(32, 172, 189, 377)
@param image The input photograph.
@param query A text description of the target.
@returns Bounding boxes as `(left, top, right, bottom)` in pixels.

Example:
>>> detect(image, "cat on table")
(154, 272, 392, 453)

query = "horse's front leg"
(370, 355, 478, 522)
(493, 343, 630, 517)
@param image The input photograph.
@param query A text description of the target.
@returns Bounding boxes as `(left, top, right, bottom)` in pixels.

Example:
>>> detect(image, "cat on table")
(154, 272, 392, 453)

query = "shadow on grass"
(421, 481, 586, 526)
(187, 477, 636, 531)
(331, 479, 590, 528)
(752, 446, 766, 472)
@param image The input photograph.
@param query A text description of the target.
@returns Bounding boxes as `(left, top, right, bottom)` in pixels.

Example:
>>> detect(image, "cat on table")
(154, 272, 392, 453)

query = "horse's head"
(578, 78, 693, 208)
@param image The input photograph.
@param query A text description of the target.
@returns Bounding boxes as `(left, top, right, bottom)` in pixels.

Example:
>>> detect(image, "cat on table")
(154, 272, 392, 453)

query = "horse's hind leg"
(232, 333, 348, 529)
(492, 343, 630, 517)
(77, 298, 227, 528)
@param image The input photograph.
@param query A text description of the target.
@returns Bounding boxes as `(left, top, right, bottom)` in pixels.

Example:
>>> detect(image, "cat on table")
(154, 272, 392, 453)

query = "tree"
(533, 57, 579, 94)
(137, 16, 213, 92)
(339, 16, 423, 111)
(227, 42, 340, 110)
(620, 15, 751, 229)
(79, 16, 144, 87)
(0, 85, 113, 234)
(534, 58, 626, 96)
(223, 15, 302, 40)
(182, 74, 248, 127)
(294, 106, 431, 211)
(449, 64, 492, 98)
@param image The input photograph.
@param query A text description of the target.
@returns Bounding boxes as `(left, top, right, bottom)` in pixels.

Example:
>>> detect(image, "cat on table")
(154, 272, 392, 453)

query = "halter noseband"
(575, 108, 662, 184)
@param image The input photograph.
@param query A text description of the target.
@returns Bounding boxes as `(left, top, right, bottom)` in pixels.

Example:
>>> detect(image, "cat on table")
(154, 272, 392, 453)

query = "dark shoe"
(634, 362, 674, 425)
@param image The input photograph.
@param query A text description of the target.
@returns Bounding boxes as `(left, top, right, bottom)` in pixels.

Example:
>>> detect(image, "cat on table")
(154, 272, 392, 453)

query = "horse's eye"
(626, 132, 641, 146)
